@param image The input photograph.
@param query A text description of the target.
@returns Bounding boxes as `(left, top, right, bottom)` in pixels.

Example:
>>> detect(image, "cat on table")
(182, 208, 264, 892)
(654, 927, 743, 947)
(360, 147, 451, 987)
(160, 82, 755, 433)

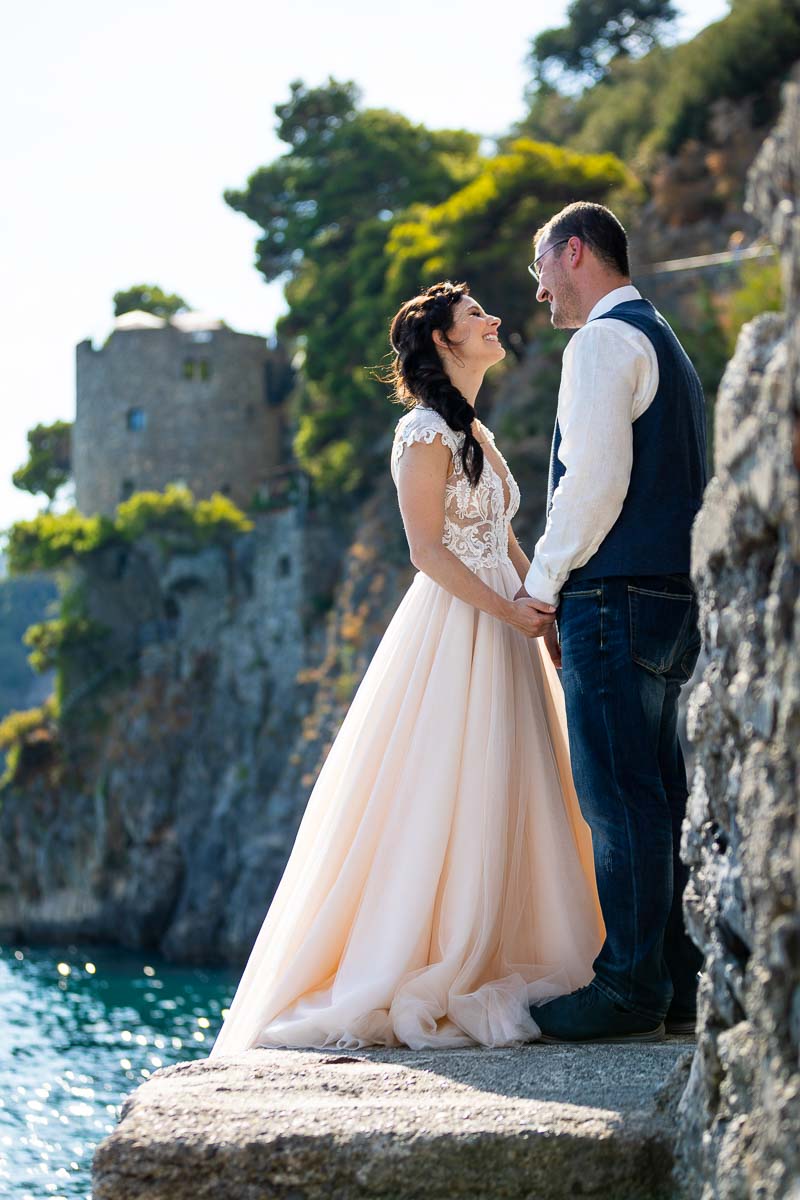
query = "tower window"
(120, 479, 136, 500)
(220, 483, 232, 496)
(278, 554, 291, 578)
(183, 358, 212, 381)
(126, 408, 146, 431)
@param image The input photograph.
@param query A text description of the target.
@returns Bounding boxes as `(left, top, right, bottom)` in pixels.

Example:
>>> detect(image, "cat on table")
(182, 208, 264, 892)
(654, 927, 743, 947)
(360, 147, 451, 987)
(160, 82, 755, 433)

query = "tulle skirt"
(209, 560, 604, 1054)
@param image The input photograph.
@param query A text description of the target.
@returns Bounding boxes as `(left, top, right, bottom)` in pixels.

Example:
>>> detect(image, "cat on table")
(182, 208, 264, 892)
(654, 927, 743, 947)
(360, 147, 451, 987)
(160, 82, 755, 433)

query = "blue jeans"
(557, 574, 703, 1022)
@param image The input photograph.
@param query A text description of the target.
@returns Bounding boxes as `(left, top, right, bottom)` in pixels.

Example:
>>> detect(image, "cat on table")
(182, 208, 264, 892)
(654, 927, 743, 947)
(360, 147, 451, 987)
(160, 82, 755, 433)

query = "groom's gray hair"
(535, 202, 630, 277)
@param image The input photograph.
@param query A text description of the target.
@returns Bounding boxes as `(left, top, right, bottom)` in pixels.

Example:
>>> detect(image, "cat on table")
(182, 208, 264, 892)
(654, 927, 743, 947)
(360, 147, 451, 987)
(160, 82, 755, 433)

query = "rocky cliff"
(0, 490, 414, 964)
(676, 73, 800, 1197)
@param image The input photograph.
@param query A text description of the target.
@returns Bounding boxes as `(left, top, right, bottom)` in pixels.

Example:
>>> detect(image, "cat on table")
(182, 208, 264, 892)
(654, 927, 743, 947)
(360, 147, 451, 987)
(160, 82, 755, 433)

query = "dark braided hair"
(387, 281, 484, 487)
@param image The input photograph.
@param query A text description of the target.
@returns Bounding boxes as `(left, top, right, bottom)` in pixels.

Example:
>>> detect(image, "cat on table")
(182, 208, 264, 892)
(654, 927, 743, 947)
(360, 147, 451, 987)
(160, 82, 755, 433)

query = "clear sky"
(1, 0, 729, 532)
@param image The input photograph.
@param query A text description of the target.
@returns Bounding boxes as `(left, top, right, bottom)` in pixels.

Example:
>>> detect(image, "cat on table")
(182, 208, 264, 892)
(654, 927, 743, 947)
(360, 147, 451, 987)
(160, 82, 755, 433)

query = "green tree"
(12, 420, 72, 505)
(386, 139, 643, 347)
(225, 78, 481, 494)
(530, 0, 678, 88)
(518, 0, 800, 167)
(113, 284, 189, 319)
(656, 0, 800, 152)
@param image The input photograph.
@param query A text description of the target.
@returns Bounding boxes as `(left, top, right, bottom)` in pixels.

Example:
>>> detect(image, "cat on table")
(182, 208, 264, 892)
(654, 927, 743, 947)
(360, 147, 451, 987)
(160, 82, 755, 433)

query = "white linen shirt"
(524, 285, 659, 606)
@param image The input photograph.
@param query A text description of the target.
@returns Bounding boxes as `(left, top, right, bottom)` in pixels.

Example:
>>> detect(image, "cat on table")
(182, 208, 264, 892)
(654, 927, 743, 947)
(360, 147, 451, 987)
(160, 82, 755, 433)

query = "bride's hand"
(505, 596, 556, 638)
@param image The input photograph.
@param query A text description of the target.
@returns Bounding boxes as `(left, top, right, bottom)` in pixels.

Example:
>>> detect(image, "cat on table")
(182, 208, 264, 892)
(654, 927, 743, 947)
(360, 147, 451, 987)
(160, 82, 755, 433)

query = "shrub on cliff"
(6, 510, 114, 573)
(114, 485, 253, 544)
(6, 486, 253, 575)
(0, 697, 59, 788)
(23, 614, 103, 675)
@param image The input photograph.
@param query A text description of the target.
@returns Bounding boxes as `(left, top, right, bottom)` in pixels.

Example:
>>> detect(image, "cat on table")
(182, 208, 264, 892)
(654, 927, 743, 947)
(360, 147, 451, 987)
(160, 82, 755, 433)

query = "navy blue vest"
(548, 298, 708, 582)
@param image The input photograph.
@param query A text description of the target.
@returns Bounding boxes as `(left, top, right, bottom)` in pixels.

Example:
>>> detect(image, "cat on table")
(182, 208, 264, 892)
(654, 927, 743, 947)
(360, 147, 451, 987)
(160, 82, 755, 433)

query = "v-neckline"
(474, 420, 512, 513)
(415, 407, 513, 512)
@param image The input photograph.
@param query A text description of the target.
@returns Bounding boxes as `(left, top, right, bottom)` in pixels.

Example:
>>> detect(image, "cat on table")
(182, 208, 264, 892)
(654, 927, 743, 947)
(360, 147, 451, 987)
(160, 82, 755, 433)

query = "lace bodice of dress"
(391, 405, 521, 571)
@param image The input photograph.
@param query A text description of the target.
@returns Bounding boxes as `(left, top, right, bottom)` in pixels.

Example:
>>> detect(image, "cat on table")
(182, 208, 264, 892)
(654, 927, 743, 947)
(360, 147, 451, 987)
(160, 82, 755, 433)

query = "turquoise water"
(0, 942, 240, 1199)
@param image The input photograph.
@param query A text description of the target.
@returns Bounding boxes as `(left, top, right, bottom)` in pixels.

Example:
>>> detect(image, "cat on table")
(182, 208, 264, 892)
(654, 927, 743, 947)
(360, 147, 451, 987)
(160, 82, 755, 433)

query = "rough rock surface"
(92, 1041, 692, 1200)
(676, 74, 800, 1198)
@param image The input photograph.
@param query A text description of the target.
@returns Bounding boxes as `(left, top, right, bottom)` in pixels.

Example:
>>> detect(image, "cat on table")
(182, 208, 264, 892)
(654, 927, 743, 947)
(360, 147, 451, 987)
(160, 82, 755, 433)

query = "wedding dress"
(209, 405, 603, 1054)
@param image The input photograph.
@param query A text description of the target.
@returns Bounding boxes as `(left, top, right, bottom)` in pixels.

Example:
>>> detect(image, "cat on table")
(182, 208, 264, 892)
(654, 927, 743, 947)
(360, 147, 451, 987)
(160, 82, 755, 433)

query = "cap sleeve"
(390, 407, 462, 483)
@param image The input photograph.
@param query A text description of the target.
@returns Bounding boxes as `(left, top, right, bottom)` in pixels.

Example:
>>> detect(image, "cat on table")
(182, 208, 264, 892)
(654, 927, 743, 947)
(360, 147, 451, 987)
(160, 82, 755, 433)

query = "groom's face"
(534, 237, 582, 330)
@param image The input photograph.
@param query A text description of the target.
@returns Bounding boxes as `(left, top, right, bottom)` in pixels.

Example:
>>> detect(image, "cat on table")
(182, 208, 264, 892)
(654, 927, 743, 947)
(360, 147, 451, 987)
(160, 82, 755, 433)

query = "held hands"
(508, 585, 557, 639)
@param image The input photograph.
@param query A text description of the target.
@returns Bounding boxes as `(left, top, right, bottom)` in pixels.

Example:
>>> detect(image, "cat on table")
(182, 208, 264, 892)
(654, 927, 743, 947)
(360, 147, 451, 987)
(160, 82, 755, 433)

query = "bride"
(209, 281, 603, 1054)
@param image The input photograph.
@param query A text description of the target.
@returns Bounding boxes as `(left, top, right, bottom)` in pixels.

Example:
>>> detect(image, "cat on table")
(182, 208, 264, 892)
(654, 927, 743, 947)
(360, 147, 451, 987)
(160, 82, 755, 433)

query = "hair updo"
(387, 281, 484, 487)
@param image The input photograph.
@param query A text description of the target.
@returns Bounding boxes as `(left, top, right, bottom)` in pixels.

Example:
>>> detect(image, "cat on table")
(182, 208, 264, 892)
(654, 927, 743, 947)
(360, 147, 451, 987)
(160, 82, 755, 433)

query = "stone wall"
(676, 74, 800, 1198)
(74, 317, 285, 517)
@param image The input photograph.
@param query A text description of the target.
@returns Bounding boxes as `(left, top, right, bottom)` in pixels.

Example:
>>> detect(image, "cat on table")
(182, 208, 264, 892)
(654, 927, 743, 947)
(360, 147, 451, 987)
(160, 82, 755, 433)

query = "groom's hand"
(543, 621, 562, 668)
(518, 584, 562, 663)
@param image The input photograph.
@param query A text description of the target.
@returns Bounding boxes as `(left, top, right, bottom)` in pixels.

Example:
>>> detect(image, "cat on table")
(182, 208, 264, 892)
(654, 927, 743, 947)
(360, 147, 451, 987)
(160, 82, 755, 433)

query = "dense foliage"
(6, 486, 253, 575)
(225, 79, 481, 495)
(227, 81, 637, 495)
(12, 420, 72, 504)
(520, 0, 800, 162)
(387, 139, 642, 347)
(530, 0, 677, 87)
(6, 510, 113, 573)
(657, 0, 800, 152)
(113, 284, 189, 319)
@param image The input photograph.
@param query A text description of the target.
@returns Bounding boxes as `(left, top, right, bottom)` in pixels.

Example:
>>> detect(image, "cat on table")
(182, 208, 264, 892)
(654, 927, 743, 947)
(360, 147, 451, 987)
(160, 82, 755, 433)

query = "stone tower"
(74, 311, 286, 516)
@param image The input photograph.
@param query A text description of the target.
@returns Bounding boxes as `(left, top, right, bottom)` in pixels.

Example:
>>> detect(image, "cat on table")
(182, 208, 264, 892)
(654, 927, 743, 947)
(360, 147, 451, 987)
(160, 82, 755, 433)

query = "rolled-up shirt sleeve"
(524, 321, 655, 606)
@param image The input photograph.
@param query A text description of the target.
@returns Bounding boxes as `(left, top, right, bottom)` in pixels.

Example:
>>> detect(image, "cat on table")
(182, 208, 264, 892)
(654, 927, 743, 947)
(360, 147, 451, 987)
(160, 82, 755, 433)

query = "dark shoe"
(530, 982, 665, 1044)
(665, 1007, 696, 1036)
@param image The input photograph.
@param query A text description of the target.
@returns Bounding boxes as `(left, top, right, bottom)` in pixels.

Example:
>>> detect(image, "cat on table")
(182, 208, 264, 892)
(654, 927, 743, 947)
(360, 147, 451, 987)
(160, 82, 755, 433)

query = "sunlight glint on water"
(0, 943, 238, 1199)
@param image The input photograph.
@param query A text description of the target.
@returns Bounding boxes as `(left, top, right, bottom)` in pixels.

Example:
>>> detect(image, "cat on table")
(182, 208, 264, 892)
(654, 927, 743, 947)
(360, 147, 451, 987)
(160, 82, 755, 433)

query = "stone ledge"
(92, 1039, 693, 1199)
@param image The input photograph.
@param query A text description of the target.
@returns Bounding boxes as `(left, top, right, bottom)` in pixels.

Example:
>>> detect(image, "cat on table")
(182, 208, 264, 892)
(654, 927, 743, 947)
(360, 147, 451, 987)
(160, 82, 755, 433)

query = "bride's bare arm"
(395, 438, 555, 638)
(507, 525, 531, 584)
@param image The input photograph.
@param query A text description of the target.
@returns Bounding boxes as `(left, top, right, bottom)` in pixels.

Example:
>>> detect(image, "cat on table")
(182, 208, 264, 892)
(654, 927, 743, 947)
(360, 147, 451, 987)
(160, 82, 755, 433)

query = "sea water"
(0, 942, 239, 1199)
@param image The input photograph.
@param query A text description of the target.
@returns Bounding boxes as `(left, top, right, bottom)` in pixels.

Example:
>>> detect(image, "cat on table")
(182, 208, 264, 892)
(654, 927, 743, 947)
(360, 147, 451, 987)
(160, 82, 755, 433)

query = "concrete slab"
(92, 1037, 695, 1199)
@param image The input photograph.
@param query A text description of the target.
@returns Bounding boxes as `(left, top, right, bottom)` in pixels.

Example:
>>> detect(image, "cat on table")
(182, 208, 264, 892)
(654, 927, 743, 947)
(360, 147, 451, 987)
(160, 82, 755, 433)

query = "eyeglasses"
(528, 238, 570, 282)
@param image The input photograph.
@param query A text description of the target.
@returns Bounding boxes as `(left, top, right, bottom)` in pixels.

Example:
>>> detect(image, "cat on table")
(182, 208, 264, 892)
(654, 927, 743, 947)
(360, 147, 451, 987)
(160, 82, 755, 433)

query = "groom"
(521, 202, 707, 1042)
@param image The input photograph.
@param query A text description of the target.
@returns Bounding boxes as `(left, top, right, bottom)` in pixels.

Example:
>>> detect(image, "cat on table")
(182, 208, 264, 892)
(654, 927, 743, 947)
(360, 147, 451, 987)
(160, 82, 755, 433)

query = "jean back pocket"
(628, 585, 696, 676)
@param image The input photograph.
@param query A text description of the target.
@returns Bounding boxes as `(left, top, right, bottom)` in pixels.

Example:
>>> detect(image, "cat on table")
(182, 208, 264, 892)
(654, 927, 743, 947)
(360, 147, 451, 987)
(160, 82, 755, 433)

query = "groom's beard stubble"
(550, 274, 582, 330)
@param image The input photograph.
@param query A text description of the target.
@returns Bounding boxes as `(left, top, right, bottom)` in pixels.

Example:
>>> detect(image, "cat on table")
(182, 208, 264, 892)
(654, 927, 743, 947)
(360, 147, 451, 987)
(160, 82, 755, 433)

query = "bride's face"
(439, 296, 505, 368)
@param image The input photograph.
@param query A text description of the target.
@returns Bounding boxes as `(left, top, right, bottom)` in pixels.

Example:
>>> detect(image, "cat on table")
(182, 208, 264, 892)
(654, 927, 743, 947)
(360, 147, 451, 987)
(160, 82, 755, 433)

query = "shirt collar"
(587, 284, 641, 322)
